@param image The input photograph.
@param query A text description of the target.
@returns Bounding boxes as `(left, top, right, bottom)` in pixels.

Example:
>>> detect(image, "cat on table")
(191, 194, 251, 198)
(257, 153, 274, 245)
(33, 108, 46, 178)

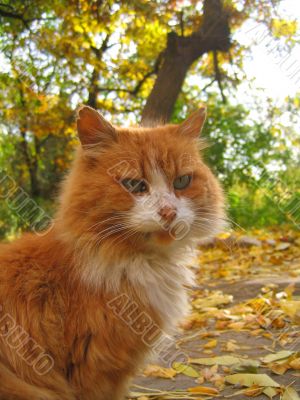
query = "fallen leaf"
(281, 301, 300, 319)
(232, 359, 260, 374)
(200, 365, 219, 381)
(143, 365, 177, 379)
(204, 349, 214, 354)
(224, 341, 240, 352)
(193, 292, 233, 309)
(190, 356, 258, 367)
(263, 387, 278, 399)
(290, 358, 300, 370)
(225, 374, 280, 388)
(227, 321, 245, 330)
(188, 386, 219, 395)
(261, 350, 294, 363)
(282, 387, 300, 400)
(276, 243, 291, 251)
(204, 339, 218, 349)
(243, 386, 264, 397)
(268, 362, 289, 375)
(172, 362, 199, 378)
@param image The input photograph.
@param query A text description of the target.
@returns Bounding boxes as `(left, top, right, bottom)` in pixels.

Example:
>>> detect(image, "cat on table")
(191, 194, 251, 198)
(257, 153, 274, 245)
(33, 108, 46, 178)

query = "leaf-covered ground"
(129, 228, 300, 400)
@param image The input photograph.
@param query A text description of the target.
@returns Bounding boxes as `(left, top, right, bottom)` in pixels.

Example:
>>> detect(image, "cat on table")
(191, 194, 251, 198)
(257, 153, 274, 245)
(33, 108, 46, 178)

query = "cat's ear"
(76, 105, 117, 147)
(178, 107, 207, 138)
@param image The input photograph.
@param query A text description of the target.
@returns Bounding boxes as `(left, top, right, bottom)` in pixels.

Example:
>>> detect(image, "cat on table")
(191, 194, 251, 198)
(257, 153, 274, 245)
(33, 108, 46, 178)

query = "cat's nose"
(158, 206, 177, 224)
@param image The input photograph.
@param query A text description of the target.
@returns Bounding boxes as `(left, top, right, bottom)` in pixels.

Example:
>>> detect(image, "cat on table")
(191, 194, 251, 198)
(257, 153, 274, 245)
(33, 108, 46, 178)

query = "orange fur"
(0, 106, 225, 399)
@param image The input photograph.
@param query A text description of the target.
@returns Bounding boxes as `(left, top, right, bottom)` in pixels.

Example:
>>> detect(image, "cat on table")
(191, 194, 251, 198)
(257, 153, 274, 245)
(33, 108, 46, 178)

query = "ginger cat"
(0, 106, 225, 399)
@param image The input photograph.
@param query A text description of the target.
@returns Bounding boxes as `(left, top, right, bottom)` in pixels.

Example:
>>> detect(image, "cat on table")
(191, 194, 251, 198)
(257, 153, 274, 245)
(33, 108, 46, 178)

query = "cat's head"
(58, 106, 225, 254)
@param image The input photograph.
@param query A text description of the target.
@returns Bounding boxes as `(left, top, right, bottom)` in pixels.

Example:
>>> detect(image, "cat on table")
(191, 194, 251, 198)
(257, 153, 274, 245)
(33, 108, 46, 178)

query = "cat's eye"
(173, 175, 192, 190)
(121, 178, 148, 194)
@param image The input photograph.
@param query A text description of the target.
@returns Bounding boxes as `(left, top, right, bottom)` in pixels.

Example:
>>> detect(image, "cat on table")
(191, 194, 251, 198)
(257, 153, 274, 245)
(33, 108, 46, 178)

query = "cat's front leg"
(0, 363, 75, 400)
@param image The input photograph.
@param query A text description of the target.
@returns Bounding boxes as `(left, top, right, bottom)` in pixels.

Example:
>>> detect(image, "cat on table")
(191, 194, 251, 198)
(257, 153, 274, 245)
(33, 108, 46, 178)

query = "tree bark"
(87, 68, 98, 108)
(141, 49, 191, 125)
(19, 129, 40, 197)
(18, 85, 40, 197)
(141, 0, 231, 125)
(87, 34, 110, 108)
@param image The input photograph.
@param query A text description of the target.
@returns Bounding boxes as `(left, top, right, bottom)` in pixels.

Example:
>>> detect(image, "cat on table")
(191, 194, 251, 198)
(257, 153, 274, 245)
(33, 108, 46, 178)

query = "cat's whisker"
(192, 222, 214, 229)
(87, 216, 132, 231)
(195, 216, 211, 222)
(195, 212, 243, 230)
(78, 226, 124, 254)
(94, 225, 127, 240)
(109, 229, 141, 247)
(86, 216, 124, 232)
(92, 225, 130, 247)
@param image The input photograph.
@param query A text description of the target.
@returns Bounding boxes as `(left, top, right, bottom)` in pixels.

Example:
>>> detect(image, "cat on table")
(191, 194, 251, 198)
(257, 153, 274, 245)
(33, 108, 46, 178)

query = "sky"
(239, 0, 300, 100)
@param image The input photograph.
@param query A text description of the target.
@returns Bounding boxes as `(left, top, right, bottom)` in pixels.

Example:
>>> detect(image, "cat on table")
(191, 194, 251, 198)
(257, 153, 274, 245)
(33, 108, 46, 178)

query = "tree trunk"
(18, 85, 40, 197)
(141, 0, 231, 125)
(87, 68, 98, 108)
(141, 49, 191, 125)
(87, 34, 110, 108)
(20, 129, 40, 197)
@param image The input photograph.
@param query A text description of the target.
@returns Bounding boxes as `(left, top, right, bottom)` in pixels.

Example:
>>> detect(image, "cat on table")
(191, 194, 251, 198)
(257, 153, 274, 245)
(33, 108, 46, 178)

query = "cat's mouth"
(151, 230, 176, 245)
(142, 221, 192, 244)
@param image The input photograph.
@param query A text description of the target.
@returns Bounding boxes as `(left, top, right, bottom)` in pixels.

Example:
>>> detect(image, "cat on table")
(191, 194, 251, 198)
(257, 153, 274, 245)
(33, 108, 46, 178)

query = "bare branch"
(203, 78, 217, 92)
(96, 51, 163, 98)
(179, 10, 185, 37)
(213, 50, 227, 103)
(0, 7, 30, 28)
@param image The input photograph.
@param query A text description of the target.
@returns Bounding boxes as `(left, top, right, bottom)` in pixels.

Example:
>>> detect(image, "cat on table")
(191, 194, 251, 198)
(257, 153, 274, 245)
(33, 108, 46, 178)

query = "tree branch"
(90, 33, 110, 57)
(141, 0, 231, 123)
(213, 50, 227, 103)
(202, 78, 217, 92)
(0, 5, 54, 28)
(179, 10, 185, 37)
(99, 51, 163, 97)
(0, 8, 30, 28)
(87, 33, 112, 107)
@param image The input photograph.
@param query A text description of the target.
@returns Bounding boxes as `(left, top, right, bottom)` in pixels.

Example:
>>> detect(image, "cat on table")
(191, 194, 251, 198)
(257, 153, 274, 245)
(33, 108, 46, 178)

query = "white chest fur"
(81, 247, 196, 332)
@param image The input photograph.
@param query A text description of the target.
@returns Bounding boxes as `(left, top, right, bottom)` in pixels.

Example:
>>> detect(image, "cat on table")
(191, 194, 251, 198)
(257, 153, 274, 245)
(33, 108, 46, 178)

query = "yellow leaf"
(143, 364, 177, 379)
(281, 301, 300, 319)
(188, 386, 219, 395)
(261, 350, 294, 363)
(225, 341, 240, 352)
(204, 339, 218, 349)
(290, 358, 300, 370)
(190, 356, 259, 368)
(193, 291, 233, 309)
(263, 387, 278, 399)
(282, 387, 300, 400)
(243, 386, 264, 397)
(227, 321, 245, 330)
(172, 362, 199, 378)
(225, 374, 280, 388)
(269, 363, 289, 375)
(216, 232, 231, 240)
